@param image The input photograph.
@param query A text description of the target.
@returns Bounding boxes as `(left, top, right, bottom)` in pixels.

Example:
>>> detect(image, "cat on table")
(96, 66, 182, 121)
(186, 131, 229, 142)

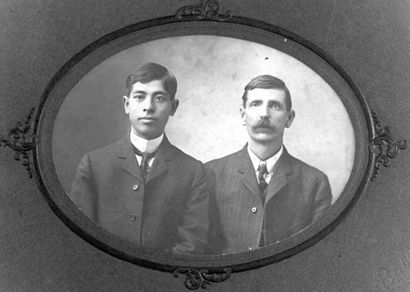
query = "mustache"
(254, 119, 275, 129)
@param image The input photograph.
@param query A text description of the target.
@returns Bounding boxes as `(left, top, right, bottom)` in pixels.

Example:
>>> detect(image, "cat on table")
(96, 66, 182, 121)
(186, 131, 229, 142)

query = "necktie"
(258, 162, 268, 248)
(258, 162, 268, 194)
(133, 146, 156, 180)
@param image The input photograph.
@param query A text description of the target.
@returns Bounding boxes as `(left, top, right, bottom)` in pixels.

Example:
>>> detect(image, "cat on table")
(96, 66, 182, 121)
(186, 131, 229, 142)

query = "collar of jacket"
(116, 134, 177, 183)
(237, 144, 292, 204)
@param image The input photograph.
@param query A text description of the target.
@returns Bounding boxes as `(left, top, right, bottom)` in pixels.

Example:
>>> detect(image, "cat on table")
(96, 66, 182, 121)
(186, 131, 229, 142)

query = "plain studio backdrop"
(52, 35, 354, 203)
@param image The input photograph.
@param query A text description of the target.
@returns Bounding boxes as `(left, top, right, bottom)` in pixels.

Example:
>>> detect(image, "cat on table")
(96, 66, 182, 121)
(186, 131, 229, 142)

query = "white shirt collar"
(247, 145, 284, 174)
(130, 131, 164, 153)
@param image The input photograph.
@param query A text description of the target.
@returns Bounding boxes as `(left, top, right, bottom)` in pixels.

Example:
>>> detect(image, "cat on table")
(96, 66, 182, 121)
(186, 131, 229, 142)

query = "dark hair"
(242, 75, 292, 110)
(125, 63, 177, 100)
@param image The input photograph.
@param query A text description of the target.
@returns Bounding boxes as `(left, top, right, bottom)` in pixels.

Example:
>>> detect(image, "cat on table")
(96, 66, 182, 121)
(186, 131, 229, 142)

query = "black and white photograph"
(1, 1, 408, 291)
(51, 35, 355, 255)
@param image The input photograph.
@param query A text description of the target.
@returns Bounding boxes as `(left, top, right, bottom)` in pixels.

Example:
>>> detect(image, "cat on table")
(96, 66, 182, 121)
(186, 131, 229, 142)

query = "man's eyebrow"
(130, 90, 147, 95)
(249, 99, 262, 103)
(130, 90, 169, 95)
(272, 100, 286, 107)
(152, 90, 169, 96)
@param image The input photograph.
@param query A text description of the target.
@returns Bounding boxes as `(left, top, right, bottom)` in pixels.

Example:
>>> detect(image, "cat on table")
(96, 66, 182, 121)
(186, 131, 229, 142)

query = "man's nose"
(258, 104, 270, 117)
(143, 97, 155, 112)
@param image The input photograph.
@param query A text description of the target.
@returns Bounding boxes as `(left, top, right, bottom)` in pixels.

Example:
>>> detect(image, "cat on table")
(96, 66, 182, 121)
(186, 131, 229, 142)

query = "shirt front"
(247, 145, 284, 184)
(130, 131, 164, 167)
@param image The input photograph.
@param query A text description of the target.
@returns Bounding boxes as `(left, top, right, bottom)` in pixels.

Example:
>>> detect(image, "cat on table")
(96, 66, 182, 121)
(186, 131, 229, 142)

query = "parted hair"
(242, 75, 292, 110)
(125, 63, 177, 100)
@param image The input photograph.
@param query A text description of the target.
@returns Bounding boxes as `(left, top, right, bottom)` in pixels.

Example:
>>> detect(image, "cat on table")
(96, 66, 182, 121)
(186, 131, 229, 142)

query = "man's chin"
(132, 126, 162, 140)
(251, 133, 277, 143)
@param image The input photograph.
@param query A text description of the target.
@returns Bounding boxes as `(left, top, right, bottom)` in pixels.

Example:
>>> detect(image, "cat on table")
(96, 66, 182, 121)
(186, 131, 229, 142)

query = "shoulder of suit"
(83, 138, 124, 160)
(167, 143, 204, 166)
(284, 151, 328, 180)
(204, 148, 243, 170)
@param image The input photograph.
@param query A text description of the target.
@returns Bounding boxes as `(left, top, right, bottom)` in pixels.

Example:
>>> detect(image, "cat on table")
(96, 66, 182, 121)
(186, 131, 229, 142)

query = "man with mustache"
(69, 63, 210, 254)
(206, 75, 332, 254)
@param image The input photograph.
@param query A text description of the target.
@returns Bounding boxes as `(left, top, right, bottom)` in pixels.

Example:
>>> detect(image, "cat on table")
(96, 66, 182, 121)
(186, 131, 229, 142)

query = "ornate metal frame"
(1, 1, 407, 289)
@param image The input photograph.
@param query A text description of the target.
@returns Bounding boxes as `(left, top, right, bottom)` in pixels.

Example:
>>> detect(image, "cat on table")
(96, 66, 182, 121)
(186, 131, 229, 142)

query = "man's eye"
(133, 95, 144, 100)
(155, 95, 166, 102)
(271, 103, 282, 110)
(249, 102, 258, 107)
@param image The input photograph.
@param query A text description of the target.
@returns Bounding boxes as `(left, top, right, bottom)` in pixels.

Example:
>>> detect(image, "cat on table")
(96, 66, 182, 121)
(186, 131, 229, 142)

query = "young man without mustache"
(69, 63, 211, 255)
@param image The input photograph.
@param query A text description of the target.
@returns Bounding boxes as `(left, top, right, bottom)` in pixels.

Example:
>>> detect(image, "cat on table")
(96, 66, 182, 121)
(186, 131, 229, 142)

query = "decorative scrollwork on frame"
(175, 0, 232, 21)
(173, 267, 231, 290)
(0, 107, 37, 178)
(369, 111, 408, 181)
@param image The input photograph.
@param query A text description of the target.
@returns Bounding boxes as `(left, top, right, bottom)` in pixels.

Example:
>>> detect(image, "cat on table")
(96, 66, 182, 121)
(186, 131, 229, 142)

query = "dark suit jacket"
(69, 134, 210, 254)
(205, 146, 332, 254)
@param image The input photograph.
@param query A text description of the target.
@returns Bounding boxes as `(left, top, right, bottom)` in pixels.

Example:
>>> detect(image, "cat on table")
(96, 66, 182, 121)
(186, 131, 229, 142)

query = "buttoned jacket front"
(205, 146, 332, 254)
(69, 134, 210, 254)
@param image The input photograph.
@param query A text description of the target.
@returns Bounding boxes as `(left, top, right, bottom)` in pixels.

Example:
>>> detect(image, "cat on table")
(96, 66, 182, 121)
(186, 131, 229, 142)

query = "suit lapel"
(145, 136, 175, 184)
(264, 148, 292, 204)
(236, 146, 260, 200)
(117, 134, 144, 183)
(117, 134, 177, 184)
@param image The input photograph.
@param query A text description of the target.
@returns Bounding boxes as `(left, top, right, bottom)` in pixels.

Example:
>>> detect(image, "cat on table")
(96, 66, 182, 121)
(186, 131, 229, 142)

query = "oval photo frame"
(33, 15, 375, 274)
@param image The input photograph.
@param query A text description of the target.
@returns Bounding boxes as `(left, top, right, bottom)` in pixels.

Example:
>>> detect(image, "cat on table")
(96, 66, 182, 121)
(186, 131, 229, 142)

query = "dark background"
(1, 1, 409, 291)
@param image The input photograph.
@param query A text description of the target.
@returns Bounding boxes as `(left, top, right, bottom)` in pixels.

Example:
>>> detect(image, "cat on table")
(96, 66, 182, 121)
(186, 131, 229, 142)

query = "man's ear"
(123, 96, 130, 114)
(240, 106, 246, 126)
(169, 99, 179, 116)
(285, 109, 295, 128)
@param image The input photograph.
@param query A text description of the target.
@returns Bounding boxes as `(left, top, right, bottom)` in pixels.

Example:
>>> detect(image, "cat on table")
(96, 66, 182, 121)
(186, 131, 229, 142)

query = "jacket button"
(132, 184, 139, 191)
(129, 214, 137, 221)
(251, 207, 257, 213)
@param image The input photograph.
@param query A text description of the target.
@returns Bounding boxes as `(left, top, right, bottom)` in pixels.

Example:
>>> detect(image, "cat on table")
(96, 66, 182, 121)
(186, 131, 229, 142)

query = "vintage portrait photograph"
(51, 35, 355, 256)
(3, 0, 408, 290)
